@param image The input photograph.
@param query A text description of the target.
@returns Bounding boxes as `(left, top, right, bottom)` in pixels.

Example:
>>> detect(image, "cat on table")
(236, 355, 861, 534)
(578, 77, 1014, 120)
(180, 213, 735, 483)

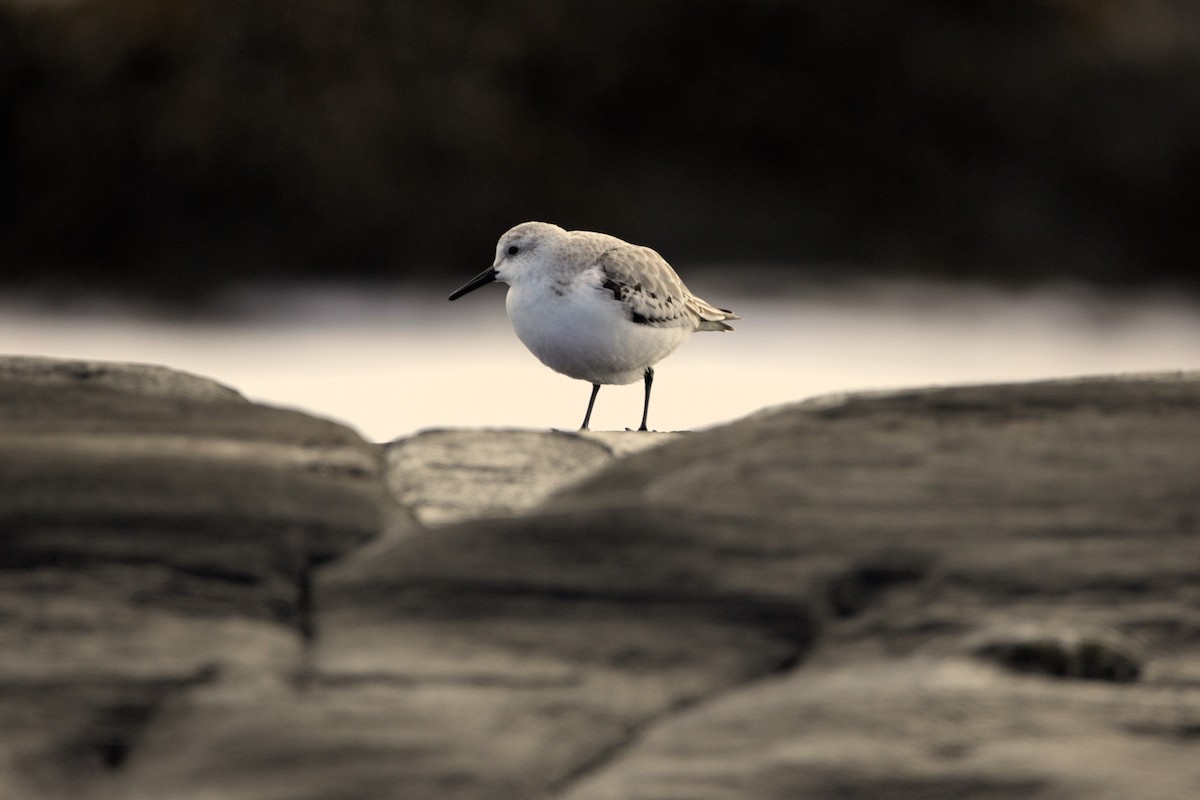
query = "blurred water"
(3, 280, 1199, 442)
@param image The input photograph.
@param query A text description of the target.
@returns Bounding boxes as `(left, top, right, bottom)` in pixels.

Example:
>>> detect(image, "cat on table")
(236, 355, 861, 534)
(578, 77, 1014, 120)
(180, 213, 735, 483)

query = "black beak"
(448, 267, 498, 301)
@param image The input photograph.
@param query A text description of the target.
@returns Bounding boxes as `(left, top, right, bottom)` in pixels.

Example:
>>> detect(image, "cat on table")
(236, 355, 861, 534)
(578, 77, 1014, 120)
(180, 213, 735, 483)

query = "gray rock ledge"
(385, 428, 683, 525)
(3, 362, 1199, 800)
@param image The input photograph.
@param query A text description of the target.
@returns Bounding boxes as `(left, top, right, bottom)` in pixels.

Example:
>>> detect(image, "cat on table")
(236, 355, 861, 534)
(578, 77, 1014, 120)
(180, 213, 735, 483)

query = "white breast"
(505, 277, 691, 385)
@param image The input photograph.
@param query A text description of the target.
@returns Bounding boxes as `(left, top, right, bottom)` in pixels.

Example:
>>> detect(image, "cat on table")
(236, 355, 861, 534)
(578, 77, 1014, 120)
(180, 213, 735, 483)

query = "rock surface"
(0, 356, 246, 402)
(0, 356, 407, 800)
(385, 429, 681, 525)
(4, 361, 1200, 799)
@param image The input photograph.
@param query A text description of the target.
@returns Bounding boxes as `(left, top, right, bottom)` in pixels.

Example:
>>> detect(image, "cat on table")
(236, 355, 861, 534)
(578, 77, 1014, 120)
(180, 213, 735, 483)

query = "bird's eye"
(506, 245, 520, 256)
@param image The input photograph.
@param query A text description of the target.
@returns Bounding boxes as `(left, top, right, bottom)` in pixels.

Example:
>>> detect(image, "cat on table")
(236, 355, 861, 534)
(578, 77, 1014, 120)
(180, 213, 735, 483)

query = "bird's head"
(448, 221, 563, 301)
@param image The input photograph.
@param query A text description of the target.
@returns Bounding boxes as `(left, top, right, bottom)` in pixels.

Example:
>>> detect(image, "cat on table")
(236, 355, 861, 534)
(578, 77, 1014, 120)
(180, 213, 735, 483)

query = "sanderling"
(449, 221, 738, 431)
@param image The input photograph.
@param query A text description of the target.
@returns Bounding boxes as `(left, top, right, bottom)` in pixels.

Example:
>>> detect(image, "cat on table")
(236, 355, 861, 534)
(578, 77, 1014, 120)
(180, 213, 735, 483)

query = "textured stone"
(547, 372, 1200, 799)
(971, 625, 1144, 683)
(0, 356, 406, 799)
(558, 658, 1200, 800)
(385, 429, 681, 525)
(6, 366, 1200, 800)
(0, 356, 245, 403)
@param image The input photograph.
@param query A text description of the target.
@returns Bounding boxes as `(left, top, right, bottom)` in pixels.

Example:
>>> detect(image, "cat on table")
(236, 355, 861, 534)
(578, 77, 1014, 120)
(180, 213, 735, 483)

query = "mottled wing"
(596, 245, 738, 331)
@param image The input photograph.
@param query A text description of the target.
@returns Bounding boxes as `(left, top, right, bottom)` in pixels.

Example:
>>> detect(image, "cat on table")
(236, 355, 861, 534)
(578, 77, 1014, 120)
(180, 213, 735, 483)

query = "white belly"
(506, 282, 691, 385)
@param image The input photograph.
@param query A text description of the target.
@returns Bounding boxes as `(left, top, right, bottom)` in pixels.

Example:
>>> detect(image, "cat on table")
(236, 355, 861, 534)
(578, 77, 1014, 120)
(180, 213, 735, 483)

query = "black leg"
(637, 367, 654, 431)
(581, 383, 601, 430)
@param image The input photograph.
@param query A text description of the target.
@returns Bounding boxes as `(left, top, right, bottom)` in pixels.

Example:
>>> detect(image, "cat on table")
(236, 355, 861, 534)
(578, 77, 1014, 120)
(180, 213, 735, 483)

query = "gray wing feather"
(595, 245, 738, 331)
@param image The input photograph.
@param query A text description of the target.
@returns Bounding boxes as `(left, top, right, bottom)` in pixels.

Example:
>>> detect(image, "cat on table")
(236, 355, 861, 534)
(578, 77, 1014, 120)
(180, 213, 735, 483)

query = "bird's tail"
(691, 297, 739, 332)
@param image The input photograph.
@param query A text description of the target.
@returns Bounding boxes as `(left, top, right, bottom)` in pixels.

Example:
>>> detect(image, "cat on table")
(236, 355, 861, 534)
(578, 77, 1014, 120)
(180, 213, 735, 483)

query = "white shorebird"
(449, 221, 738, 431)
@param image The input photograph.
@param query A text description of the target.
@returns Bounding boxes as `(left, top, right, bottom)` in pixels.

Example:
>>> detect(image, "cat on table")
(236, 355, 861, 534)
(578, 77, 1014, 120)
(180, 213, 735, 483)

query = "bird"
(448, 221, 738, 431)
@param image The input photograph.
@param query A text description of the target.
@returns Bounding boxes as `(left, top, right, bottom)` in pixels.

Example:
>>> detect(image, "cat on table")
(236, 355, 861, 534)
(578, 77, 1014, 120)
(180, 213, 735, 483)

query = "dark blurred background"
(2, 0, 1199, 301)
